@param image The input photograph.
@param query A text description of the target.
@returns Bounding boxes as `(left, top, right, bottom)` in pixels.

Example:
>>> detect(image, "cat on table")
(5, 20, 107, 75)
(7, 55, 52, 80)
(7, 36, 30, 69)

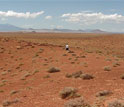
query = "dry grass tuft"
(59, 87, 80, 99)
(103, 66, 111, 71)
(80, 74, 94, 80)
(3, 99, 19, 107)
(120, 74, 124, 79)
(107, 100, 124, 107)
(64, 97, 91, 107)
(47, 67, 60, 73)
(96, 90, 112, 97)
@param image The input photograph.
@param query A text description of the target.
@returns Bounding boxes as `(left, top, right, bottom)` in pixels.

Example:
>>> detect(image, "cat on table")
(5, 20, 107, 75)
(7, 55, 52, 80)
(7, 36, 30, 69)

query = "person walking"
(65, 44, 69, 50)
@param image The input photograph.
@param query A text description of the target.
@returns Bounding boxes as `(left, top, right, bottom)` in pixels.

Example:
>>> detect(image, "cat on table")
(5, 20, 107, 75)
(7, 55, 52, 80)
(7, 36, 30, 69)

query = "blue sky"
(0, 0, 124, 32)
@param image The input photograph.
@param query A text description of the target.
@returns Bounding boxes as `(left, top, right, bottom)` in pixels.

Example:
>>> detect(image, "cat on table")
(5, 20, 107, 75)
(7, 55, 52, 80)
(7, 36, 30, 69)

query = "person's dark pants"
(66, 48, 69, 50)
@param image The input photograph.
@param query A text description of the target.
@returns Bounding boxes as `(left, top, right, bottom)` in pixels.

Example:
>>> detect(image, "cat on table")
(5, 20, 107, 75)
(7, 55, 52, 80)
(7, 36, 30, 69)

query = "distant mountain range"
(0, 24, 24, 32)
(0, 24, 108, 33)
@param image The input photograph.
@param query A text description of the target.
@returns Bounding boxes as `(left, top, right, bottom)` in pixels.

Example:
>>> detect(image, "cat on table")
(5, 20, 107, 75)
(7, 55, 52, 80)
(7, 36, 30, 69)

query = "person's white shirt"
(66, 45, 69, 49)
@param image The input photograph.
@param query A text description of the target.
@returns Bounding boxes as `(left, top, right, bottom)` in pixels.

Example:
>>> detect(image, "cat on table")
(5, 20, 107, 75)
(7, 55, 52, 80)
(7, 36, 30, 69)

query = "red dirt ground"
(0, 34, 124, 107)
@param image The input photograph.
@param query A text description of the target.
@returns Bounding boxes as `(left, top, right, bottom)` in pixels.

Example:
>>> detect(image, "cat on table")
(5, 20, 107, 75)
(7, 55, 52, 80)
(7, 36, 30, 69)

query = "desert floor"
(0, 33, 124, 107)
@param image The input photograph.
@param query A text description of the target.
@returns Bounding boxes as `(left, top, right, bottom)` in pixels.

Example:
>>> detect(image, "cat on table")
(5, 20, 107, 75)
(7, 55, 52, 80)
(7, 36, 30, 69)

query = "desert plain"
(0, 32, 124, 107)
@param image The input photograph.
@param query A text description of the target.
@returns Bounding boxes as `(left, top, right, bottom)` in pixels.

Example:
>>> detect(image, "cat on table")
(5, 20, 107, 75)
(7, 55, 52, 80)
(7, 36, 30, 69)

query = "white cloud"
(45, 16, 52, 20)
(0, 10, 44, 19)
(61, 12, 124, 25)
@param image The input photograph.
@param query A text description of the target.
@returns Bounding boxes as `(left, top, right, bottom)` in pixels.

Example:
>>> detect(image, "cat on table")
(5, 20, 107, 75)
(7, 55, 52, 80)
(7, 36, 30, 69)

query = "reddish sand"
(0, 35, 124, 107)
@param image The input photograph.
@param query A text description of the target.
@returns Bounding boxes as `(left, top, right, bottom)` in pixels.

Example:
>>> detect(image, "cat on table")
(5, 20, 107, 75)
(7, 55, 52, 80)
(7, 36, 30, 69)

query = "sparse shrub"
(35, 53, 39, 57)
(3, 100, 11, 107)
(96, 90, 112, 97)
(113, 62, 120, 67)
(83, 63, 88, 67)
(24, 73, 31, 78)
(10, 90, 19, 95)
(104, 66, 111, 71)
(80, 74, 94, 80)
(59, 87, 79, 99)
(68, 58, 72, 60)
(43, 75, 50, 78)
(105, 59, 112, 61)
(120, 74, 124, 79)
(1, 72, 7, 75)
(3, 99, 19, 107)
(86, 50, 93, 53)
(16, 46, 22, 49)
(71, 62, 75, 64)
(72, 71, 83, 78)
(19, 63, 24, 66)
(96, 50, 102, 54)
(74, 58, 78, 61)
(47, 67, 60, 73)
(107, 100, 124, 107)
(65, 73, 72, 78)
(64, 97, 91, 107)
(0, 83, 5, 87)
(68, 51, 74, 53)
(2, 80, 7, 83)
(72, 54, 76, 56)
(65, 71, 83, 78)
(32, 70, 39, 75)
(11, 73, 17, 77)
(63, 54, 67, 56)
(81, 55, 86, 58)
(15, 66, 20, 69)
(0, 90, 4, 93)
(43, 63, 48, 66)
(20, 76, 26, 80)
(7, 69, 11, 72)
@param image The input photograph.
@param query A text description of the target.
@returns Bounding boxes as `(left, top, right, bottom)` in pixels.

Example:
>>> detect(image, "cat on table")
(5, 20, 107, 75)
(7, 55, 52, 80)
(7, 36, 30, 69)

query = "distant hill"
(0, 24, 24, 32)
(0, 24, 108, 33)
(25, 28, 108, 33)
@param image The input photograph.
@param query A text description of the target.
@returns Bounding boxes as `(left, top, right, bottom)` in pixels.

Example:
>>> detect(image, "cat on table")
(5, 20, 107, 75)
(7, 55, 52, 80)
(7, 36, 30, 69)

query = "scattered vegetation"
(107, 100, 124, 107)
(0, 90, 4, 93)
(47, 67, 60, 73)
(103, 66, 111, 71)
(64, 97, 91, 107)
(80, 74, 94, 80)
(66, 71, 83, 78)
(96, 90, 112, 97)
(113, 62, 120, 67)
(2, 99, 20, 107)
(59, 87, 80, 99)
(65, 73, 72, 78)
(120, 74, 124, 79)
(43, 74, 50, 78)
(10, 90, 19, 95)
(32, 70, 39, 75)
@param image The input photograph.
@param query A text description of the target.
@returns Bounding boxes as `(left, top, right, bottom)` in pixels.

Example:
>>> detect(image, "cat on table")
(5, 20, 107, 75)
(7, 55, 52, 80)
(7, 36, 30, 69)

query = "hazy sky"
(0, 0, 124, 32)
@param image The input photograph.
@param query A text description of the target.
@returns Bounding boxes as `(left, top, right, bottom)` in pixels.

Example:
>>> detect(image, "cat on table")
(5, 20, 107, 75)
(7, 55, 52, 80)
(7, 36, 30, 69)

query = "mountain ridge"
(0, 24, 108, 33)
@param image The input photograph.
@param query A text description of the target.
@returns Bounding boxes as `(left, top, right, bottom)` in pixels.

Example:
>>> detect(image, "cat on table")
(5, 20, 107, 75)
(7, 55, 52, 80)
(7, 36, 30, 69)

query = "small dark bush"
(65, 71, 83, 78)
(103, 66, 111, 71)
(108, 100, 124, 107)
(96, 90, 112, 97)
(3, 99, 19, 107)
(59, 87, 79, 99)
(65, 73, 72, 78)
(121, 74, 124, 79)
(72, 71, 83, 78)
(64, 97, 91, 107)
(80, 74, 94, 80)
(47, 67, 60, 73)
